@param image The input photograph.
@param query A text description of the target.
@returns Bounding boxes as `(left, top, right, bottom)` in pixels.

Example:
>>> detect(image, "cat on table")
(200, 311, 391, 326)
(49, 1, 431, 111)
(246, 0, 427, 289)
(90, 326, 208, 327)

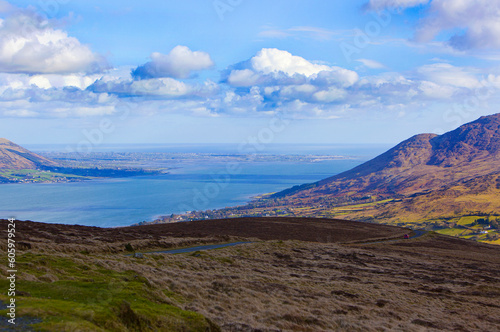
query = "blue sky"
(1, 0, 500, 148)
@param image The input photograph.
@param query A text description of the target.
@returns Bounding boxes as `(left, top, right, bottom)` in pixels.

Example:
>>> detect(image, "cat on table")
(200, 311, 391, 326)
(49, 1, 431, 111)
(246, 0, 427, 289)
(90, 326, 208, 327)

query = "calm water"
(0, 145, 390, 227)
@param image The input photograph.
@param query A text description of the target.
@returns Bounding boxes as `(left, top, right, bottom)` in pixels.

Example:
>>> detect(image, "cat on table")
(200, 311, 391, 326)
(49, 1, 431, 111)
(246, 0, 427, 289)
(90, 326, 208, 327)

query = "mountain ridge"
(0, 138, 59, 170)
(273, 113, 500, 199)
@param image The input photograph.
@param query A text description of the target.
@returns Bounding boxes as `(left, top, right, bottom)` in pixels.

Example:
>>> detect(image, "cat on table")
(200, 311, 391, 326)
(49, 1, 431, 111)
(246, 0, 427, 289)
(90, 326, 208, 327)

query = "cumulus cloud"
(226, 48, 359, 88)
(0, 35, 497, 120)
(222, 48, 362, 112)
(227, 69, 261, 87)
(88, 74, 218, 98)
(250, 48, 333, 77)
(130, 78, 190, 97)
(0, 72, 103, 94)
(311, 70, 359, 88)
(313, 87, 347, 103)
(0, 84, 119, 118)
(131, 46, 214, 79)
(0, 10, 108, 74)
(219, 87, 264, 114)
(220, 47, 500, 116)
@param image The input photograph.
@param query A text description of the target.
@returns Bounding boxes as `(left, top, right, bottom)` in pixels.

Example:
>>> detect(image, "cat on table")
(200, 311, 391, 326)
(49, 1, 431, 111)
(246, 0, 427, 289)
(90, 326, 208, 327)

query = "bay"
(0, 145, 390, 227)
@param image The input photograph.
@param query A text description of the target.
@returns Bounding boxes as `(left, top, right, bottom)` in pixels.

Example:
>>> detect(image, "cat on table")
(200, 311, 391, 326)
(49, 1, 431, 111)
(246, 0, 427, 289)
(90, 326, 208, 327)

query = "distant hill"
(0, 138, 59, 170)
(0, 138, 161, 184)
(274, 113, 500, 199)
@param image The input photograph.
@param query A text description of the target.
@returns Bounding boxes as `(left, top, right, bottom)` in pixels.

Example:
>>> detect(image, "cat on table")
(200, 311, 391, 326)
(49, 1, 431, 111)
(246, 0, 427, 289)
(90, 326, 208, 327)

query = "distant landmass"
(157, 113, 500, 244)
(0, 138, 160, 183)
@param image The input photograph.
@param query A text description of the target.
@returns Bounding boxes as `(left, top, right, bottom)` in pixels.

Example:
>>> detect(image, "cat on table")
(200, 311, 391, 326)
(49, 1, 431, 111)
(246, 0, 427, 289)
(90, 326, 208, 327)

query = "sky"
(1, 0, 500, 148)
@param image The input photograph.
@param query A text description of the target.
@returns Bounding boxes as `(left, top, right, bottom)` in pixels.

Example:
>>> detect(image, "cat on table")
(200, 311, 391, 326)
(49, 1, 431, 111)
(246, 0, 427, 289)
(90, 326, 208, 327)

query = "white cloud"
(226, 48, 359, 89)
(131, 46, 214, 79)
(219, 47, 500, 116)
(0, 89, 119, 118)
(131, 78, 190, 97)
(356, 58, 386, 69)
(0, 11, 108, 74)
(227, 69, 261, 87)
(222, 49, 361, 110)
(312, 69, 359, 88)
(313, 88, 346, 102)
(88, 75, 218, 99)
(279, 84, 318, 100)
(220, 87, 264, 114)
(0, 33, 496, 121)
(250, 48, 333, 77)
(416, 63, 480, 89)
(418, 80, 456, 99)
(0, 72, 103, 92)
(29, 76, 51, 89)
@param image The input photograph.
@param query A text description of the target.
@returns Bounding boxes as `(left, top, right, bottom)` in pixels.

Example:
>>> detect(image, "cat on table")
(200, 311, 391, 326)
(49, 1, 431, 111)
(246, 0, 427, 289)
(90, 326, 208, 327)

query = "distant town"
(42, 151, 354, 169)
(0, 150, 354, 184)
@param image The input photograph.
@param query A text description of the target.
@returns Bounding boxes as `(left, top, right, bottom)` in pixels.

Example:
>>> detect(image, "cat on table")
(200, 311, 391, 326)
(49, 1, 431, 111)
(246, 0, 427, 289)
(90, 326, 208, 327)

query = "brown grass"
(0, 217, 409, 253)
(2, 218, 500, 331)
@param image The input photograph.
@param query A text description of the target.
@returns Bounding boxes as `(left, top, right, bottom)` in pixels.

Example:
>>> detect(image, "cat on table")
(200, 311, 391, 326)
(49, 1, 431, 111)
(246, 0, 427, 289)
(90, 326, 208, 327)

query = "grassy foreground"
(1, 218, 500, 331)
(0, 252, 218, 331)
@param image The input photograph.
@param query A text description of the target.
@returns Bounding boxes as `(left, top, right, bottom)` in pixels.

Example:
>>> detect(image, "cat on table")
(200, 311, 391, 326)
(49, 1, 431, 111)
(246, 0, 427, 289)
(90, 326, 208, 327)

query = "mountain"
(0, 138, 59, 170)
(274, 113, 500, 199)
(255, 114, 500, 236)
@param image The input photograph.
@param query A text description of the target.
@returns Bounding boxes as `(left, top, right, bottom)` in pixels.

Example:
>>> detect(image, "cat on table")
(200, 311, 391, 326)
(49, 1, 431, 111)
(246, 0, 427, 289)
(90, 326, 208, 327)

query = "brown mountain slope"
(0, 138, 58, 170)
(342, 171, 500, 224)
(274, 113, 500, 199)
